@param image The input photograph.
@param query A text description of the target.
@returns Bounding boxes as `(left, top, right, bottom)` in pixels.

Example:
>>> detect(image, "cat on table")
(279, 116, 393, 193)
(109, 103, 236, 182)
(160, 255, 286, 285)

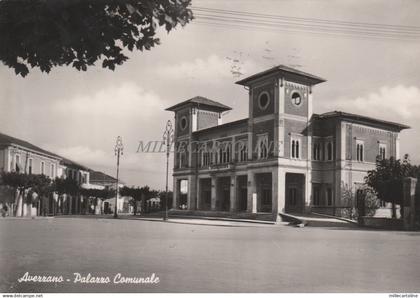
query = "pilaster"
(230, 175, 237, 212)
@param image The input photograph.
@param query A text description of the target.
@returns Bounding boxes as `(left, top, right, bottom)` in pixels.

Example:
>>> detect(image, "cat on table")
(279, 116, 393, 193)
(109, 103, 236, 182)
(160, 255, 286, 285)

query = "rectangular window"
(15, 154, 20, 172)
(28, 158, 33, 174)
(313, 186, 320, 206)
(313, 143, 321, 161)
(379, 144, 386, 160)
(326, 188, 333, 206)
(356, 140, 364, 162)
(239, 142, 248, 162)
(326, 142, 333, 161)
(291, 137, 301, 159)
(41, 161, 45, 175)
(51, 164, 55, 178)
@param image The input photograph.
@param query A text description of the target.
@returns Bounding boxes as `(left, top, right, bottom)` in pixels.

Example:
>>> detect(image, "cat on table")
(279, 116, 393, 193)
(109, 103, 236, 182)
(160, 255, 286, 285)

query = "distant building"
(166, 65, 409, 221)
(0, 132, 62, 216)
(89, 170, 131, 214)
(0, 132, 108, 217)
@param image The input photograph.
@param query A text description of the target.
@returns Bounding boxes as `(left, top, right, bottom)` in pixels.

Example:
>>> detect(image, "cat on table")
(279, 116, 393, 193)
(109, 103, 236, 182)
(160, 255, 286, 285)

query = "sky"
(1, 0, 420, 189)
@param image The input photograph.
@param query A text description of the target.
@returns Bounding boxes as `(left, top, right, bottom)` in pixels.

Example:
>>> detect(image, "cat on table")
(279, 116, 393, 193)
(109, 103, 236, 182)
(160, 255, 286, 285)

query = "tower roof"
(165, 96, 232, 112)
(235, 65, 326, 86)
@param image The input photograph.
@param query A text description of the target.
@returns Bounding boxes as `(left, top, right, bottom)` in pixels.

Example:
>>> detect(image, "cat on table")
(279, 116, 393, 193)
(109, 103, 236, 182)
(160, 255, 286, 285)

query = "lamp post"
(114, 136, 124, 219)
(163, 120, 174, 221)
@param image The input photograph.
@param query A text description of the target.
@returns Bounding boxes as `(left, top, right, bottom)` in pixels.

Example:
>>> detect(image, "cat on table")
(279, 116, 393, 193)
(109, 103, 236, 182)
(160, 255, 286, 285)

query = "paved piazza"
(1, 217, 419, 293)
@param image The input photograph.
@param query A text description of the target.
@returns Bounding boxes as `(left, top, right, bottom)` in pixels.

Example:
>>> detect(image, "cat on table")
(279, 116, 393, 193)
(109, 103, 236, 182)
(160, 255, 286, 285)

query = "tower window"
(257, 91, 270, 110)
(180, 116, 188, 131)
(291, 136, 301, 159)
(291, 91, 302, 106)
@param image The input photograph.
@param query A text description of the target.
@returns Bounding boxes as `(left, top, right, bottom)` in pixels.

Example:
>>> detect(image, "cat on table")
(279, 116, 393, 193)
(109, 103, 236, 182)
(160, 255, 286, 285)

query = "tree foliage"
(365, 155, 415, 218)
(365, 155, 413, 205)
(120, 185, 158, 215)
(81, 187, 114, 201)
(0, 0, 193, 76)
(53, 177, 80, 196)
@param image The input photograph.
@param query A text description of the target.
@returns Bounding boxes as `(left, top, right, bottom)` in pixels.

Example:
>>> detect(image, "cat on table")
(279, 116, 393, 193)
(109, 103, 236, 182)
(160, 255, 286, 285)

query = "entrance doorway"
(216, 177, 230, 211)
(285, 173, 305, 213)
(237, 175, 248, 211)
(256, 173, 272, 212)
(199, 178, 212, 210)
(178, 179, 188, 209)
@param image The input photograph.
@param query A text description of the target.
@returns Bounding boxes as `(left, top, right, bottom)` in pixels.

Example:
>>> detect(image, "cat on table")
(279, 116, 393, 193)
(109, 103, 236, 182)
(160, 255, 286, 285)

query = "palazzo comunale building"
(166, 65, 409, 221)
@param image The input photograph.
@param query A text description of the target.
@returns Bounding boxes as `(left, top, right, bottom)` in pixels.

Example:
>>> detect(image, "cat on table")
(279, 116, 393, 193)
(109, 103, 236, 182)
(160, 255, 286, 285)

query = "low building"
(89, 170, 131, 214)
(0, 132, 104, 217)
(166, 65, 409, 221)
(0, 132, 62, 216)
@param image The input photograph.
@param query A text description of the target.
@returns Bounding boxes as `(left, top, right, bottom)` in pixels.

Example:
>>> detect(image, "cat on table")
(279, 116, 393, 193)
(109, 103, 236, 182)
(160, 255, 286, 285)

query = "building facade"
(166, 65, 409, 221)
(0, 132, 105, 217)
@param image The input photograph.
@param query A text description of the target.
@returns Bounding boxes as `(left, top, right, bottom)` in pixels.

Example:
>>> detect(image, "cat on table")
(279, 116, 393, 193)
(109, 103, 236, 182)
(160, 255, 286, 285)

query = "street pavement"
(0, 216, 419, 293)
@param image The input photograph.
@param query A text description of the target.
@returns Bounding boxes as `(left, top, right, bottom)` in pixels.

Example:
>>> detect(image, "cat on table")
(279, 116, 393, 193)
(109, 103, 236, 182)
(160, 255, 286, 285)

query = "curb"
(310, 211, 359, 225)
(167, 214, 276, 225)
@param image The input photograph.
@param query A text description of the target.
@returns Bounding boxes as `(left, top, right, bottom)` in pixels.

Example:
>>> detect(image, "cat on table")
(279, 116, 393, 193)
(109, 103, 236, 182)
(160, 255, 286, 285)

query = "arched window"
(291, 137, 301, 159)
(239, 142, 248, 162)
(257, 134, 268, 159)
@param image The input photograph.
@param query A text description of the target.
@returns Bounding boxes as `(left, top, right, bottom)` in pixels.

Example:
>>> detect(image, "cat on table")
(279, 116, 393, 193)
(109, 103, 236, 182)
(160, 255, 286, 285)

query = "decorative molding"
(252, 114, 275, 123)
(280, 113, 307, 122)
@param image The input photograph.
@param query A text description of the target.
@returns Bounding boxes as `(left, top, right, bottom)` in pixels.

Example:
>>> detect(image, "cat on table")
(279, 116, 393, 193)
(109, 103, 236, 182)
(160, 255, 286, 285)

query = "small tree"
(29, 175, 53, 216)
(340, 182, 356, 220)
(365, 155, 413, 218)
(340, 183, 380, 220)
(53, 177, 81, 214)
(120, 186, 142, 215)
(120, 185, 159, 215)
(1, 172, 39, 216)
(81, 187, 113, 214)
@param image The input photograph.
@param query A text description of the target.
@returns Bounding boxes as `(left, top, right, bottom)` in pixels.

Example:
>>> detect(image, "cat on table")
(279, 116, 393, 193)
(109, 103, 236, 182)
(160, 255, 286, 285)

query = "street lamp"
(163, 120, 174, 221)
(114, 136, 124, 219)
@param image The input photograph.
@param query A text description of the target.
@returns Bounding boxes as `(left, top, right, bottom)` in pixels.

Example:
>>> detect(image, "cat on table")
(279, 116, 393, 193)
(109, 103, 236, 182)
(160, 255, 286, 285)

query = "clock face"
(291, 91, 302, 106)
